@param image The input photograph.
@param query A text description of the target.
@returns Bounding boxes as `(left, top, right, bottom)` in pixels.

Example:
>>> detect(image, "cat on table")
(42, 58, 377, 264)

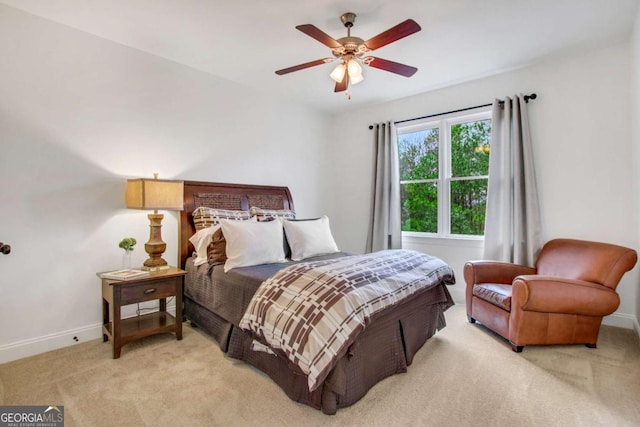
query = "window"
(397, 110, 491, 238)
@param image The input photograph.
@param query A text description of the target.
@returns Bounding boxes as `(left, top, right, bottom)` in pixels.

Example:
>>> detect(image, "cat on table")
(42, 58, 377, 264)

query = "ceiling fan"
(275, 12, 421, 95)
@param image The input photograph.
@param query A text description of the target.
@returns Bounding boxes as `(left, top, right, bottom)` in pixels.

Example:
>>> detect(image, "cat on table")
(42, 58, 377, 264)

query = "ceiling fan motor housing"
(335, 12, 366, 57)
(334, 37, 366, 56)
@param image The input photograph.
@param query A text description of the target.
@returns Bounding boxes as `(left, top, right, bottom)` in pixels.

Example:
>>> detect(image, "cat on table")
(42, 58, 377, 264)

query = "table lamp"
(125, 174, 184, 271)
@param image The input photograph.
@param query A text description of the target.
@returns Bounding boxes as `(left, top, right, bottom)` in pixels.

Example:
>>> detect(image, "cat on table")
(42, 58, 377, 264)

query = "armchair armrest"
(464, 261, 536, 286)
(512, 275, 620, 316)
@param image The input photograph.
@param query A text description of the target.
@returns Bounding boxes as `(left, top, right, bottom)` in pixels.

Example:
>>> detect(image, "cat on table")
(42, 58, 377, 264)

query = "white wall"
(632, 7, 640, 334)
(326, 41, 639, 327)
(0, 5, 331, 362)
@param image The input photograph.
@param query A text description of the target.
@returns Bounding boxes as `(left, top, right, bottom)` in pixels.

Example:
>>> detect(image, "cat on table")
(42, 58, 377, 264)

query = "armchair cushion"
(473, 284, 512, 311)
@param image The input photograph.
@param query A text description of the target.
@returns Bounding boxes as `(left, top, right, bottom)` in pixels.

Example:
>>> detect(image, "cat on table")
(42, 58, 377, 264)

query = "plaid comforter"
(238, 249, 455, 391)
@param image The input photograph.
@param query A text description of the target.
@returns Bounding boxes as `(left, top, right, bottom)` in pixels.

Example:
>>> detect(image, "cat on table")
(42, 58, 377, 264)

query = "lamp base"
(142, 212, 172, 272)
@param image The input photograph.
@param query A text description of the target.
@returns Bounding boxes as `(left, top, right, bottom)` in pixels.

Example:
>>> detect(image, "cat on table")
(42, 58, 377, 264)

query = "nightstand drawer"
(120, 278, 177, 305)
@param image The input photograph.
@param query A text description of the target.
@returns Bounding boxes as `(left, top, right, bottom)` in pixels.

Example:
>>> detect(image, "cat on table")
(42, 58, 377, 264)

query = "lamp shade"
(125, 178, 184, 211)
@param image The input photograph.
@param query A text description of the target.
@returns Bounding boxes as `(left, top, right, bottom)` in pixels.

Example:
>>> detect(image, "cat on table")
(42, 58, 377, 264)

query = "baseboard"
(0, 306, 177, 364)
(0, 323, 103, 364)
(1, 306, 634, 363)
(602, 312, 637, 330)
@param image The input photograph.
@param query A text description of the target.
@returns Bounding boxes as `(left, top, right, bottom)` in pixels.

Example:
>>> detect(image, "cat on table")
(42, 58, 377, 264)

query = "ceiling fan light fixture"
(347, 58, 362, 76)
(349, 71, 364, 85)
(330, 63, 346, 83)
(347, 59, 363, 85)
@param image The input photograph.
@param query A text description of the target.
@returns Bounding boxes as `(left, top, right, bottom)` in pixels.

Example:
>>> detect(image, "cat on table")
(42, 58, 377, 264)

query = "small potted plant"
(119, 237, 137, 269)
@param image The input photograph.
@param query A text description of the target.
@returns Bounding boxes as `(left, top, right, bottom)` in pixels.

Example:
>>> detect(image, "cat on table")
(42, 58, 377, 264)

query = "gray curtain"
(483, 95, 542, 266)
(366, 122, 402, 252)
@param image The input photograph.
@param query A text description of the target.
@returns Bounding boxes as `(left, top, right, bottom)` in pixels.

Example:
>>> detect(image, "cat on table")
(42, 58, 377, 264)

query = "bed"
(178, 180, 455, 414)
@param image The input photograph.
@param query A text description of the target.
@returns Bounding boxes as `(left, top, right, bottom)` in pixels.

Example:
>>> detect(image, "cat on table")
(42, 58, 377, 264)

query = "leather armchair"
(464, 239, 637, 352)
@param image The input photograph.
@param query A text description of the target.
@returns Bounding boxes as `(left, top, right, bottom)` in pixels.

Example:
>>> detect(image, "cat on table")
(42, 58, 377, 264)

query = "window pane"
(401, 182, 437, 233)
(451, 119, 491, 177)
(398, 128, 439, 180)
(450, 178, 487, 235)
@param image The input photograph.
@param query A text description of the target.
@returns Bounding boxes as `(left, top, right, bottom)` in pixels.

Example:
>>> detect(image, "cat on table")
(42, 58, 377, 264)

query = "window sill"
(401, 232, 484, 249)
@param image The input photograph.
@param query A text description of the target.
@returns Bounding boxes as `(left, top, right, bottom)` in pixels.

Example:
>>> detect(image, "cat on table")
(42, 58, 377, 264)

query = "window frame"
(397, 107, 492, 240)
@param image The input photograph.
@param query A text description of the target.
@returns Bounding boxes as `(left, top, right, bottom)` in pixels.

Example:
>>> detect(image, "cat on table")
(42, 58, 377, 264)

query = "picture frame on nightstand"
(99, 269, 149, 281)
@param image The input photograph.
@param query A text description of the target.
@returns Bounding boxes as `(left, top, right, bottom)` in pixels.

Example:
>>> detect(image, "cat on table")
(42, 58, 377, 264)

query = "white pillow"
(220, 218, 286, 272)
(283, 216, 339, 261)
(188, 225, 220, 267)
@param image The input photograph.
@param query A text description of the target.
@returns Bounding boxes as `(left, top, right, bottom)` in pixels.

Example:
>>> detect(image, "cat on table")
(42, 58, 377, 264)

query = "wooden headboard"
(178, 180, 294, 269)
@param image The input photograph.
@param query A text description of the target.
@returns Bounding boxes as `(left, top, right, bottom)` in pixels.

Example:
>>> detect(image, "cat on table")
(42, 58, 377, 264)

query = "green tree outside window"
(399, 118, 491, 236)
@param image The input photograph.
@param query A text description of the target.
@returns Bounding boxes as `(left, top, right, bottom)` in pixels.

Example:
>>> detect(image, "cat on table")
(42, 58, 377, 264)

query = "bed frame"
(177, 180, 453, 414)
(179, 180, 294, 269)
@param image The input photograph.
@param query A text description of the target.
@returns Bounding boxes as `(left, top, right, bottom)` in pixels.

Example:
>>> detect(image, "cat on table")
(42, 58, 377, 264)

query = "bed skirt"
(184, 283, 453, 414)
(184, 297, 232, 352)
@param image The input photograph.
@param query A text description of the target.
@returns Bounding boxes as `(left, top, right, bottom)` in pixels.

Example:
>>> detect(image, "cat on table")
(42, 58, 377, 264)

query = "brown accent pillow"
(207, 228, 227, 265)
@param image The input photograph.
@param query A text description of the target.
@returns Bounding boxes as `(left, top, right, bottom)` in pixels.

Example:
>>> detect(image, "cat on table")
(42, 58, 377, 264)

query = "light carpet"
(1, 304, 639, 427)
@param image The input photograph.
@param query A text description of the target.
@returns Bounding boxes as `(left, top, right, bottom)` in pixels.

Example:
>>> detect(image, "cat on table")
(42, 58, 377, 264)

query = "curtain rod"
(368, 93, 537, 129)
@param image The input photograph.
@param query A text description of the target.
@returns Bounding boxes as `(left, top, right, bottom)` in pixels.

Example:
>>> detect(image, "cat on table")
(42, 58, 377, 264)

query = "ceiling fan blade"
(364, 57, 418, 77)
(296, 24, 343, 49)
(363, 19, 421, 51)
(275, 58, 332, 75)
(334, 73, 349, 92)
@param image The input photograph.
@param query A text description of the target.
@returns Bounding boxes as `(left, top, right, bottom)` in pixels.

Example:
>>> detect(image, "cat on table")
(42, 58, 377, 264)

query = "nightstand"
(100, 267, 186, 359)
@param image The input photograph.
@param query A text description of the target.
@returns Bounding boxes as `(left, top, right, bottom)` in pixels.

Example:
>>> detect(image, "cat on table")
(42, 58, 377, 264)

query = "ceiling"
(2, 0, 638, 113)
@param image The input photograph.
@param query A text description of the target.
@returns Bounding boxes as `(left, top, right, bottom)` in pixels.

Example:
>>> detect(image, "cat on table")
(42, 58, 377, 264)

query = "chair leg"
(585, 343, 597, 349)
(510, 343, 524, 353)
(467, 315, 476, 323)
